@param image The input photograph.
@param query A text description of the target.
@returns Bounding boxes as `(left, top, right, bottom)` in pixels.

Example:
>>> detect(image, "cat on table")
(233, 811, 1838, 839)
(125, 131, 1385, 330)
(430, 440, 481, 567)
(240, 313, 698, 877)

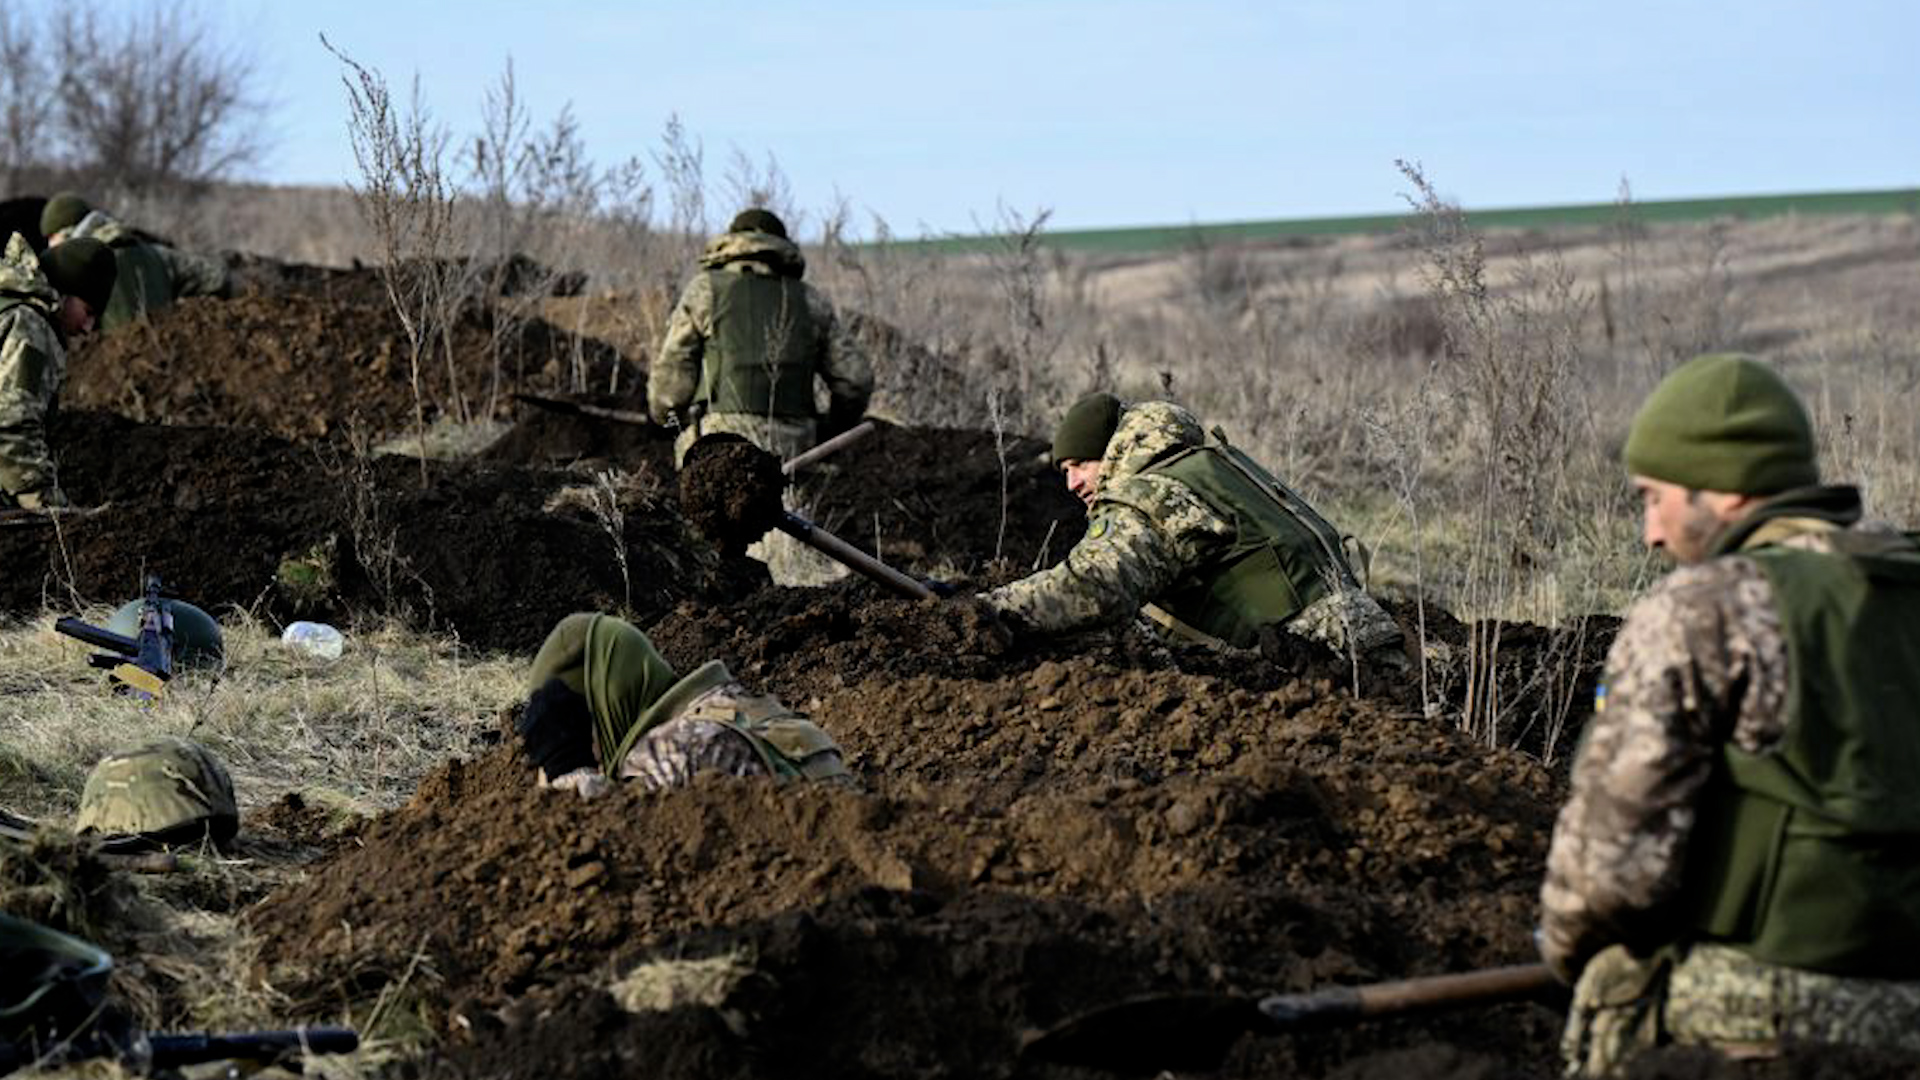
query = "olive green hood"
(0, 234, 58, 313)
(1098, 400, 1204, 486)
(699, 229, 806, 279)
(527, 613, 680, 768)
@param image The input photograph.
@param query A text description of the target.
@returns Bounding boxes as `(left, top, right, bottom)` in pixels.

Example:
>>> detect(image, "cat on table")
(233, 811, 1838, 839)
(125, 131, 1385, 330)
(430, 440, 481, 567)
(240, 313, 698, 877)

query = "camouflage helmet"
(75, 737, 238, 847)
(105, 597, 225, 670)
(728, 208, 788, 239)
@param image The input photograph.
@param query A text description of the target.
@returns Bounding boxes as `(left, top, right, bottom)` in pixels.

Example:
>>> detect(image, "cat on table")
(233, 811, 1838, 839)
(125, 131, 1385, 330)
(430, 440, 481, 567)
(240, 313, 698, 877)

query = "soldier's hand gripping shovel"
(1019, 962, 1558, 1073)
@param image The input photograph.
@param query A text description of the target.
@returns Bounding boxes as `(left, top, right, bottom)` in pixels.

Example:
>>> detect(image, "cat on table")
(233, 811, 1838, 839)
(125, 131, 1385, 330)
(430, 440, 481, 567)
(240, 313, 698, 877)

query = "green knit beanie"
(1051, 392, 1123, 464)
(38, 238, 117, 316)
(1623, 353, 1817, 495)
(728, 208, 788, 239)
(39, 192, 93, 239)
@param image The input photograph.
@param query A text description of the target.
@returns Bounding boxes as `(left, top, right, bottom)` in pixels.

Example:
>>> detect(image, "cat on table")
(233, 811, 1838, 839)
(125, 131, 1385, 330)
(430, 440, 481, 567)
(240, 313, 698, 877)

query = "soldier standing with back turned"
(647, 208, 873, 585)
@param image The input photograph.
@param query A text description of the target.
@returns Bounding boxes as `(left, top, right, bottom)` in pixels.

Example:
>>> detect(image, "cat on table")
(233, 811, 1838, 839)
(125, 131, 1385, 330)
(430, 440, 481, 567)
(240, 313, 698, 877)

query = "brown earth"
(0, 410, 755, 652)
(244, 586, 1629, 1080)
(678, 439, 790, 552)
(65, 262, 632, 441)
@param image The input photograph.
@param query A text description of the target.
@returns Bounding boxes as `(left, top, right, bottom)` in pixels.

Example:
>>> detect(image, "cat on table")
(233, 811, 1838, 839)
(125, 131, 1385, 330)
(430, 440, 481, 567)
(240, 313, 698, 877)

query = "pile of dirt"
(65, 266, 635, 440)
(0, 411, 760, 652)
(678, 439, 790, 552)
(245, 575, 1610, 1078)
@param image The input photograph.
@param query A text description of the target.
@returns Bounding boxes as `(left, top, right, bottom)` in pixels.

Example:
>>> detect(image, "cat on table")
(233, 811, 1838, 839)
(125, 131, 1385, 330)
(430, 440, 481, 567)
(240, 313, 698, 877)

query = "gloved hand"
(922, 577, 960, 599)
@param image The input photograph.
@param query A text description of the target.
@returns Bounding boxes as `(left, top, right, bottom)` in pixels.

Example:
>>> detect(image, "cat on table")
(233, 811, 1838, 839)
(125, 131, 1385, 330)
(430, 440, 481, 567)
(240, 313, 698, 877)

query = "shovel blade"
(1019, 992, 1264, 1073)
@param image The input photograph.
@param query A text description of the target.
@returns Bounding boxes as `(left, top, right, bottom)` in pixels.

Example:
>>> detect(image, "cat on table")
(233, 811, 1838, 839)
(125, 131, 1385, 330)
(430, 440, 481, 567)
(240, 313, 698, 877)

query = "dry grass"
(0, 609, 526, 1070)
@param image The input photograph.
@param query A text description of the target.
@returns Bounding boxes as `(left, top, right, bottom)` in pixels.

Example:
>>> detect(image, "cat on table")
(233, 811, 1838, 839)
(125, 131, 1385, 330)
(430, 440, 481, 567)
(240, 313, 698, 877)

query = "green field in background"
(903, 187, 1920, 255)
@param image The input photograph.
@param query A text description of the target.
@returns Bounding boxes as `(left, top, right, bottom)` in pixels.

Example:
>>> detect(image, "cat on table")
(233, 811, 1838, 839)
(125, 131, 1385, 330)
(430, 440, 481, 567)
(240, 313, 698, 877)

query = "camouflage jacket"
(0, 234, 67, 499)
(68, 210, 229, 329)
(1539, 489, 1902, 982)
(647, 230, 872, 425)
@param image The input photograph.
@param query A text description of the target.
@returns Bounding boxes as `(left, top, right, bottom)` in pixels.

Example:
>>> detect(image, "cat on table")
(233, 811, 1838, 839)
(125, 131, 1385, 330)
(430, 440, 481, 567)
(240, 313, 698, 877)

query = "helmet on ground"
(105, 597, 225, 670)
(75, 736, 238, 848)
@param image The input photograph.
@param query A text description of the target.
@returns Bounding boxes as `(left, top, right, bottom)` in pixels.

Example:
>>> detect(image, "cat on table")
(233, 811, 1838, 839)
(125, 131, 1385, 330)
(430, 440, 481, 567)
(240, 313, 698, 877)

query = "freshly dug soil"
(65, 268, 635, 441)
(678, 439, 789, 553)
(0, 411, 758, 652)
(245, 577, 1631, 1079)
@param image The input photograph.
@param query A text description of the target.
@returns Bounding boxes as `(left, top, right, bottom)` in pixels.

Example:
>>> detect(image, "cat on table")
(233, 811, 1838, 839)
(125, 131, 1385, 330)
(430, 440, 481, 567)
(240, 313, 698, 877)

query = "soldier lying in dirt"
(516, 612, 851, 797)
(981, 393, 1404, 667)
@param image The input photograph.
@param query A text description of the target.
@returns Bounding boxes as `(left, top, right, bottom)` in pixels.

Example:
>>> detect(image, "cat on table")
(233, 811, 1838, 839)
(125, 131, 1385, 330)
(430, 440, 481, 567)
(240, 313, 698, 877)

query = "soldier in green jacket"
(40, 192, 229, 333)
(1543, 354, 1920, 1075)
(517, 612, 851, 798)
(647, 209, 873, 585)
(982, 393, 1402, 662)
(0, 232, 114, 510)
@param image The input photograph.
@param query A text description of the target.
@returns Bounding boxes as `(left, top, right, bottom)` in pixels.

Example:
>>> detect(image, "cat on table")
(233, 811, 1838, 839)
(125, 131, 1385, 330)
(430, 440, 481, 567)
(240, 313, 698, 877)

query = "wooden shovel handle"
(778, 513, 935, 600)
(1258, 962, 1557, 1029)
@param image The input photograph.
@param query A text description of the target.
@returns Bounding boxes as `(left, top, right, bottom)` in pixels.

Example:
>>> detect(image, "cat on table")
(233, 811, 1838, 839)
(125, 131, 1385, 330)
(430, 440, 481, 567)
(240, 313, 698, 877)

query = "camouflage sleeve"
(0, 309, 64, 497)
(1539, 557, 1789, 982)
(808, 287, 872, 424)
(981, 503, 1187, 633)
(154, 244, 230, 299)
(648, 273, 711, 424)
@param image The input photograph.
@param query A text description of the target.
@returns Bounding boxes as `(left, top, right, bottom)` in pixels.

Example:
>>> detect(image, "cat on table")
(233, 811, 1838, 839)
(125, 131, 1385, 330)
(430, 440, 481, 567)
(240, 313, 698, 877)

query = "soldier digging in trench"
(980, 393, 1403, 667)
(517, 612, 852, 797)
(0, 232, 114, 510)
(1541, 354, 1920, 1075)
(40, 192, 230, 333)
(646, 208, 873, 586)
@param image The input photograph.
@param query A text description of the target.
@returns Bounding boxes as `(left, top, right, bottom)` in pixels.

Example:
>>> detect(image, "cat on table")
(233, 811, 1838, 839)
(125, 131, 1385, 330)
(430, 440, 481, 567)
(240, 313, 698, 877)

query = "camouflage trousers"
(613, 715, 771, 791)
(1562, 942, 1920, 1076)
(673, 411, 850, 588)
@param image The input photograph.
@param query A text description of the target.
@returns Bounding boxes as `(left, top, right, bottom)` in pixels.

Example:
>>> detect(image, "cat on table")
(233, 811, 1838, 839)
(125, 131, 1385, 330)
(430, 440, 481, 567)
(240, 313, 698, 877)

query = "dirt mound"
(249, 593, 1576, 1078)
(65, 262, 636, 441)
(0, 411, 760, 652)
(798, 420, 1086, 573)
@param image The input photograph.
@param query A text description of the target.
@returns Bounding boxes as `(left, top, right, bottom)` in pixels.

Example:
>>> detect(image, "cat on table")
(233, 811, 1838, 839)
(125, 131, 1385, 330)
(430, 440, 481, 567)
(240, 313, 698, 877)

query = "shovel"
(511, 392, 655, 427)
(1020, 962, 1558, 1073)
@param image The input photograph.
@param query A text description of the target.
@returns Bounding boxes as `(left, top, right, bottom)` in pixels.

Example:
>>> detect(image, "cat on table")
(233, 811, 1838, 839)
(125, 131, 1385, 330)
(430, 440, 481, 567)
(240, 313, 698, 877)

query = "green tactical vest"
(100, 240, 172, 331)
(695, 269, 818, 418)
(629, 660, 851, 783)
(1683, 540, 1920, 977)
(1141, 443, 1357, 649)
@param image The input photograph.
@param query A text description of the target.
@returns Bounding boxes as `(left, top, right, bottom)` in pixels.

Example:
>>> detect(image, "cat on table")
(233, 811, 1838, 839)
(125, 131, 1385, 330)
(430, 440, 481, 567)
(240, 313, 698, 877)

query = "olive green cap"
(529, 613, 678, 768)
(105, 597, 225, 670)
(1624, 353, 1818, 495)
(1051, 392, 1123, 464)
(39, 192, 92, 239)
(75, 737, 238, 847)
(728, 208, 788, 239)
(38, 237, 116, 316)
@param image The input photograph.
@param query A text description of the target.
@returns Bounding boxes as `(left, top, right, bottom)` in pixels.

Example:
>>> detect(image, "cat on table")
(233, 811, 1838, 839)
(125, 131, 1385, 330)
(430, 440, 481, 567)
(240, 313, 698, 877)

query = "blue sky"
(39, 1, 1920, 234)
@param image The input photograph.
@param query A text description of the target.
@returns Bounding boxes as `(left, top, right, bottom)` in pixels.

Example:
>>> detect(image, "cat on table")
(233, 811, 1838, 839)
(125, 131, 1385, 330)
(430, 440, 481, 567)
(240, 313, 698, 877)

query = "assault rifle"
(0, 1026, 359, 1074)
(54, 575, 172, 700)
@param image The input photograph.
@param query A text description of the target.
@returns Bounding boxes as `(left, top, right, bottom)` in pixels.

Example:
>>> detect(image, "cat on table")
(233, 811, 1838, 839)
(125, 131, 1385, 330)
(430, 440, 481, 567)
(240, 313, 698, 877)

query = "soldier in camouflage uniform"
(0, 232, 114, 510)
(40, 193, 229, 334)
(517, 612, 852, 798)
(1542, 354, 1920, 1076)
(647, 208, 872, 585)
(983, 393, 1402, 661)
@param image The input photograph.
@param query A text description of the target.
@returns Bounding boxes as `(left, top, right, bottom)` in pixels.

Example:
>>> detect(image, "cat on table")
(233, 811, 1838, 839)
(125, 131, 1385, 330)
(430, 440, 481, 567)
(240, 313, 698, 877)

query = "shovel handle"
(1257, 963, 1556, 1029)
(783, 421, 876, 475)
(778, 513, 935, 600)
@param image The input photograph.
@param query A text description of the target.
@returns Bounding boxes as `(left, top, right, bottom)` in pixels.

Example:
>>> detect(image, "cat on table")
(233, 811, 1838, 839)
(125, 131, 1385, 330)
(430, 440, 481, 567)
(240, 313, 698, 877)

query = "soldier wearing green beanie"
(983, 395, 1402, 664)
(647, 207, 872, 586)
(1543, 353, 1920, 1075)
(0, 234, 115, 510)
(44, 197, 229, 333)
(517, 612, 851, 798)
